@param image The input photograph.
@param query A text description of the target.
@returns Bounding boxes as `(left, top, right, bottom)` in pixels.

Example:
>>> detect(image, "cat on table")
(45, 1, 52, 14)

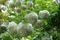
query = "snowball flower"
(7, 22, 17, 34)
(39, 10, 50, 19)
(24, 12, 38, 24)
(27, 1, 33, 7)
(17, 22, 33, 37)
(35, 20, 44, 28)
(9, 3, 15, 9)
(21, 5, 26, 10)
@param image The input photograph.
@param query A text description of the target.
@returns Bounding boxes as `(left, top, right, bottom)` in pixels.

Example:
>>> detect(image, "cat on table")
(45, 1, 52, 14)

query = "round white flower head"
(35, 20, 44, 28)
(7, 21, 17, 34)
(27, 1, 33, 7)
(24, 12, 38, 24)
(1, 23, 7, 27)
(39, 10, 50, 19)
(15, 0, 21, 7)
(17, 22, 33, 37)
(0, 4, 8, 13)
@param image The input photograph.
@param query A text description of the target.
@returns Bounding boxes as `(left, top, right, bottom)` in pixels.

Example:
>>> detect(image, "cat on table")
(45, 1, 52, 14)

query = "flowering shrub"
(0, 0, 60, 40)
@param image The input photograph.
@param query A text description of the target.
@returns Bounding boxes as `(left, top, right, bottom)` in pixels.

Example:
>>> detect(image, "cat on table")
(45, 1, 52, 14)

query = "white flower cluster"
(17, 22, 33, 37)
(35, 20, 44, 28)
(7, 21, 33, 37)
(27, 1, 33, 7)
(7, 10, 50, 37)
(39, 10, 50, 19)
(24, 12, 38, 24)
(7, 22, 17, 34)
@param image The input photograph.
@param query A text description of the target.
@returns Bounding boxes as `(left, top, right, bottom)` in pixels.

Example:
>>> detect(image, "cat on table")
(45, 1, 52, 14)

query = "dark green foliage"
(0, 26, 7, 34)
(48, 5, 60, 32)
(1, 32, 13, 40)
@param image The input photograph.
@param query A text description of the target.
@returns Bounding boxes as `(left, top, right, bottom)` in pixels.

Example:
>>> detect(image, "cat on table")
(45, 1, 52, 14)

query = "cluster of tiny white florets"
(17, 22, 33, 37)
(1, 23, 7, 27)
(35, 20, 44, 28)
(39, 10, 50, 19)
(7, 22, 17, 34)
(7, 9, 50, 37)
(24, 12, 38, 24)
(27, 1, 33, 7)
(53, 0, 60, 5)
